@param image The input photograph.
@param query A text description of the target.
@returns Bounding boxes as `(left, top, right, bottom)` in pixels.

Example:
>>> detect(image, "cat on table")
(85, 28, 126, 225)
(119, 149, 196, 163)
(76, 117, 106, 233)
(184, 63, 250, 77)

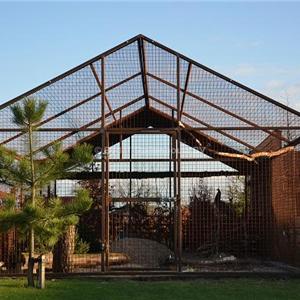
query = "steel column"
(90, 63, 117, 121)
(176, 129, 182, 272)
(100, 57, 108, 272)
(179, 62, 192, 120)
(172, 133, 178, 267)
(147, 72, 289, 143)
(105, 132, 110, 271)
(138, 36, 149, 107)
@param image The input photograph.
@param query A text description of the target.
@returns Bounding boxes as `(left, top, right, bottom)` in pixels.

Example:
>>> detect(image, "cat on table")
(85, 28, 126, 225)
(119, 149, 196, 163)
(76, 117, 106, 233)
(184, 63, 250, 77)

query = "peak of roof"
(0, 35, 299, 154)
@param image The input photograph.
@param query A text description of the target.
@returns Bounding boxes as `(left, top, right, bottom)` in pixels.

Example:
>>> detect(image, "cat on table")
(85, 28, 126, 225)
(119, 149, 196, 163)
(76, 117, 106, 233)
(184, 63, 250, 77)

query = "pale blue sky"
(0, 1, 300, 110)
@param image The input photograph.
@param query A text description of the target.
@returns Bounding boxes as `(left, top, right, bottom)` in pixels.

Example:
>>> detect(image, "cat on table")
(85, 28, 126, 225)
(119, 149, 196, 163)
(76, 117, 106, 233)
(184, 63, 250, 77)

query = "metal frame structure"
(0, 35, 300, 273)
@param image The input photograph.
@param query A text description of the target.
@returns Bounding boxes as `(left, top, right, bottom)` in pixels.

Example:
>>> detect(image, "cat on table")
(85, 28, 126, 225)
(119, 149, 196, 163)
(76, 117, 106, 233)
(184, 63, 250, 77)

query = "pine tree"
(0, 97, 94, 287)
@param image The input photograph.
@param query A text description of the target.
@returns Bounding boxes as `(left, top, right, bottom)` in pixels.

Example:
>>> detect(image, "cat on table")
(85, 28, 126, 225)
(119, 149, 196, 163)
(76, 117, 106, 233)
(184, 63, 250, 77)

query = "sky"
(0, 1, 300, 111)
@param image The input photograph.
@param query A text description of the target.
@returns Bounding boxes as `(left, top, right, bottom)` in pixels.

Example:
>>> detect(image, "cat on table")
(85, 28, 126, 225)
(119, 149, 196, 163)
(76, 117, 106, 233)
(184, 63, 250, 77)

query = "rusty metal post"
(129, 136, 132, 197)
(244, 176, 249, 257)
(100, 56, 107, 272)
(176, 129, 182, 272)
(176, 55, 182, 272)
(172, 133, 178, 265)
(119, 110, 123, 160)
(138, 36, 149, 107)
(105, 131, 110, 271)
(168, 135, 173, 249)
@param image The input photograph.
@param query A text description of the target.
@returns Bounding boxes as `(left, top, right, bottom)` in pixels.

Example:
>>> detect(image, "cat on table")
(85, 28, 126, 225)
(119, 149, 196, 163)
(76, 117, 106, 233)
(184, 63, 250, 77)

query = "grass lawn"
(1, 278, 300, 300)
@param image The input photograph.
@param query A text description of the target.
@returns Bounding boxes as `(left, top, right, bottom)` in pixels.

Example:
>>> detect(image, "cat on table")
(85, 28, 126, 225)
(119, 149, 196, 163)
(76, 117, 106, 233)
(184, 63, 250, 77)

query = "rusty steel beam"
(140, 106, 253, 172)
(32, 96, 144, 154)
(289, 136, 300, 146)
(176, 56, 182, 272)
(64, 170, 241, 180)
(1, 125, 300, 132)
(32, 118, 102, 155)
(107, 128, 175, 134)
(119, 110, 123, 160)
(106, 72, 141, 91)
(0, 72, 141, 146)
(150, 95, 260, 152)
(147, 72, 289, 143)
(104, 158, 218, 162)
(177, 55, 181, 122)
(176, 129, 182, 272)
(179, 62, 192, 120)
(0, 35, 142, 111)
(172, 133, 178, 267)
(180, 126, 300, 131)
(2, 128, 102, 132)
(63, 101, 143, 152)
(129, 136, 132, 197)
(101, 58, 106, 128)
(141, 35, 300, 118)
(0, 92, 99, 146)
(105, 131, 110, 271)
(101, 56, 107, 272)
(90, 63, 117, 122)
(138, 36, 149, 108)
(4, 32, 299, 124)
(111, 197, 163, 203)
(148, 104, 242, 154)
(64, 105, 146, 154)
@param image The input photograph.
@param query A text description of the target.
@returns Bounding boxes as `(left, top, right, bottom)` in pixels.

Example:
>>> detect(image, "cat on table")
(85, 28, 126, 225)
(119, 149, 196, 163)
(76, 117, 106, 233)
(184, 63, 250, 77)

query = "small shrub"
(74, 233, 90, 254)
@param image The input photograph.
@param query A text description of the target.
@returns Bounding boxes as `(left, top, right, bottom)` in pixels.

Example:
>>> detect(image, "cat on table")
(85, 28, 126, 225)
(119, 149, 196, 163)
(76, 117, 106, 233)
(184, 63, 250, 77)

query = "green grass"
(1, 278, 300, 300)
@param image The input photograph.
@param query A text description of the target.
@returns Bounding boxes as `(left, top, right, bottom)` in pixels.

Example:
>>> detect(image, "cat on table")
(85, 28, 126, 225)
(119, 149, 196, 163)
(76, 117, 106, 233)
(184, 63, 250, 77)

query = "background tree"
(227, 176, 246, 216)
(0, 97, 93, 288)
(183, 179, 214, 254)
(227, 176, 248, 255)
(77, 179, 103, 253)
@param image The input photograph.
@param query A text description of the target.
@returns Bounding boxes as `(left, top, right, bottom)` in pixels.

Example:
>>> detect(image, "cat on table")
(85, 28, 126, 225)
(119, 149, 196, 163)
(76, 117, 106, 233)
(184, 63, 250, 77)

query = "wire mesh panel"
(0, 35, 300, 275)
(108, 133, 176, 270)
(144, 38, 300, 149)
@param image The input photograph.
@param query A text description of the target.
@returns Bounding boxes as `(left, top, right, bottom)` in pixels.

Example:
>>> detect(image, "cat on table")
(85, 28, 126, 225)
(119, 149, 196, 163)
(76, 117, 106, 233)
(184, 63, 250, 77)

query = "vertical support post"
(138, 36, 149, 108)
(105, 131, 110, 271)
(168, 135, 172, 249)
(119, 110, 123, 160)
(169, 135, 172, 200)
(129, 136, 132, 197)
(100, 56, 107, 272)
(172, 133, 177, 264)
(176, 55, 182, 272)
(128, 135, 132, 236)
(176, 55, 181, 121)
(176, 129, 182, 272)
(244, 176, 249, 257)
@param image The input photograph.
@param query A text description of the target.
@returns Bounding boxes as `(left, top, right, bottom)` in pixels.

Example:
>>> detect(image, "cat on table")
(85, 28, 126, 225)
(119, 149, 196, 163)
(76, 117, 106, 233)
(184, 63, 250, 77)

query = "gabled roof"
(0, 34, 299, 155)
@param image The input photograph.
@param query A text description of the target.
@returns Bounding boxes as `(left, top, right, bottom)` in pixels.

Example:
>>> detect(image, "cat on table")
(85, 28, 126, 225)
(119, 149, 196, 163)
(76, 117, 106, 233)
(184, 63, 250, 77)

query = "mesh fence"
(0, 35, 299, 274)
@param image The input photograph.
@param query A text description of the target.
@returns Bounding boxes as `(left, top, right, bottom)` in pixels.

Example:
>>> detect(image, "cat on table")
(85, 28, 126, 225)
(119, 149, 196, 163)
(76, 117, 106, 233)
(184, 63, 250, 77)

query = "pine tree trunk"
(27, 257, 35, 287)
(52, 226, 75, 273)
(28, 125, 36, 287)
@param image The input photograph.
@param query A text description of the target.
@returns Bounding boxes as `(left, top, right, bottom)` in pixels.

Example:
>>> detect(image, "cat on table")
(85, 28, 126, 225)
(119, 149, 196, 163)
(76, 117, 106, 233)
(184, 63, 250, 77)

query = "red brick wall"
(271, 151, 300, 265)
(254, 133, 300, 265)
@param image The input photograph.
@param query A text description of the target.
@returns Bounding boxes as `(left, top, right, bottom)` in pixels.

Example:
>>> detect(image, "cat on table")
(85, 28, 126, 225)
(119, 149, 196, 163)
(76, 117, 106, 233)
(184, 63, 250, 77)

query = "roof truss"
(0, 34, 299, 155)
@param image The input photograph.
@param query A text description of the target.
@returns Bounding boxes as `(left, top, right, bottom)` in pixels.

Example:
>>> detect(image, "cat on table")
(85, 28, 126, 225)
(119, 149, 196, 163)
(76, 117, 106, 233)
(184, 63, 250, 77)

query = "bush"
(74, 232, 90, 254)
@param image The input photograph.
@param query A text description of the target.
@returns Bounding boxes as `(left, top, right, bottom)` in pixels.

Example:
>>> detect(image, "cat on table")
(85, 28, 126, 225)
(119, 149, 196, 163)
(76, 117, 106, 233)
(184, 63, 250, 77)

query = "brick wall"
(256, 133, 300, 265)
(271, 151, 300, 265)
